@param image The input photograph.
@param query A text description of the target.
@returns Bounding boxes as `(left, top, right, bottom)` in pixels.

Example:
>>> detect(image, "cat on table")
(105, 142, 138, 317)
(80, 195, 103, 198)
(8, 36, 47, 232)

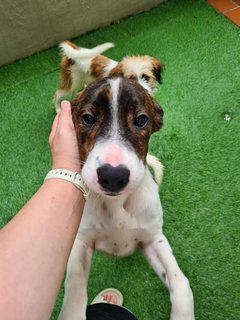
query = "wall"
(0, 0, 165, 66)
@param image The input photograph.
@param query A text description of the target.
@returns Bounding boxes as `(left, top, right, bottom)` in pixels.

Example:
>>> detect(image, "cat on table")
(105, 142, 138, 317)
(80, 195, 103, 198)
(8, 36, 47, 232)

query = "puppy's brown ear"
(70, 93, 82, 127)
(151, 58, 163, 84)
(70, 100, 77, 127)
(152, 101, 164, 133)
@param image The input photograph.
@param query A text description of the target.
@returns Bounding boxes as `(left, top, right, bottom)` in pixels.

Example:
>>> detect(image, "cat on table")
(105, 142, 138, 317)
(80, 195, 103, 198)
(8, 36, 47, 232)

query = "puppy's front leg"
(142, 234, 194, 320)
(58, 237, 93, 320)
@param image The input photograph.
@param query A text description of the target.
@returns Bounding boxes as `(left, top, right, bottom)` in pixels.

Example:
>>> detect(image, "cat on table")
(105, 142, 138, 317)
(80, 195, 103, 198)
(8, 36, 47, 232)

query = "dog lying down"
(54, 41, 163, 113)
(58, 76, 195, 320)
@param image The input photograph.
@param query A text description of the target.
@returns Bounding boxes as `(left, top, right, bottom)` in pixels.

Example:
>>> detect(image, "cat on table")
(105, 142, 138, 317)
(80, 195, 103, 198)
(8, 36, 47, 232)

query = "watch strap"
(44, 169, 90, 198)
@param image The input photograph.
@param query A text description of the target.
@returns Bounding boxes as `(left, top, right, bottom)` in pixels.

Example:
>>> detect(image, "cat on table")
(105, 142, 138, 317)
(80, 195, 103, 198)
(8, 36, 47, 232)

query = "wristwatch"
(44, 169, 90, 198)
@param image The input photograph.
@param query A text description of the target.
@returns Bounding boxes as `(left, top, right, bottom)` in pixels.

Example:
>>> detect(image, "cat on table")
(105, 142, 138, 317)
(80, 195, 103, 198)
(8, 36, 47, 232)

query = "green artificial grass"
(1, 0, 240, 319)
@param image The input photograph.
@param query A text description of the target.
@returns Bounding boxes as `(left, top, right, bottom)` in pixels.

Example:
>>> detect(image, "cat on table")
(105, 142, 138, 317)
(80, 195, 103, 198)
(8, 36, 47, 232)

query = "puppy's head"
(71, 77, 163, 197)
(109, 56, 163, 94)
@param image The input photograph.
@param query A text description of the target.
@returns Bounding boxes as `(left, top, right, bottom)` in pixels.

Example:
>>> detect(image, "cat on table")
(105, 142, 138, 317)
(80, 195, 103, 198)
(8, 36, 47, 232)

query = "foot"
(91, 288, 123, 306)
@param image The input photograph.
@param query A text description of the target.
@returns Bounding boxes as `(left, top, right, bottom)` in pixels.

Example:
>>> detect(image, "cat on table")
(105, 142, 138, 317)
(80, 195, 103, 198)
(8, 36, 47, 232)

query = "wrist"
(44, 169, 90, 199)
(43, 178, 85, 211)
(52, 161, 80, 173)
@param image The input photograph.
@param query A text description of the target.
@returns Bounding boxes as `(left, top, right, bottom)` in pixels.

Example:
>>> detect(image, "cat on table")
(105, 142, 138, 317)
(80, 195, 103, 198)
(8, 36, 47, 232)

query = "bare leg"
(58, 238, 93, 320)
(142, 234, 194, 320)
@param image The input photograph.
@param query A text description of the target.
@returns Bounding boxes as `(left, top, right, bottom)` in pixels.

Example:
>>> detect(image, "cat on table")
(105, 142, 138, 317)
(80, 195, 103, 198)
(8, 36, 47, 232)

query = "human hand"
(49, 101, 80, 172)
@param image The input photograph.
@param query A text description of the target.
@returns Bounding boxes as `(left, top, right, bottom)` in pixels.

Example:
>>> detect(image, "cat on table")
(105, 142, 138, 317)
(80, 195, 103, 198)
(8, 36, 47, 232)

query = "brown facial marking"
(90, 55, 111, 79)
(71, 79, 112, 166)
(117, 78, 163, 162)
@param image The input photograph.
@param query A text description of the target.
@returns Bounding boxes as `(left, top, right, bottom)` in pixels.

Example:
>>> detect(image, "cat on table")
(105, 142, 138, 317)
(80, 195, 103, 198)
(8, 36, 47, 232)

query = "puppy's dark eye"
(81, 114, 96, 126)
(142, 74, 150, 81)
(134, 115, 149, 128)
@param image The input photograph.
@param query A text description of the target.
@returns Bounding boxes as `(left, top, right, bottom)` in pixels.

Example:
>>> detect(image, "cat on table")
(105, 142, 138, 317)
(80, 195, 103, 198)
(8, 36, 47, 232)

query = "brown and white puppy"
(58, 77, 194, 320)
(54, 41, 163, 113)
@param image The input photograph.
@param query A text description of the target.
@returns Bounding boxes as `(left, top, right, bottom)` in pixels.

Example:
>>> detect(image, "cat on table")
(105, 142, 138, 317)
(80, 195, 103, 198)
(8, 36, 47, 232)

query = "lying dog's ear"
(151, 58, 164, 84)
(152, 101, 164, 133)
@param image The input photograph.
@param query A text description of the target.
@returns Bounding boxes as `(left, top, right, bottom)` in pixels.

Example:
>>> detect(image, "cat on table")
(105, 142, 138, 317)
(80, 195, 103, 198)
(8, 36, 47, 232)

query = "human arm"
(0, 101, 84, 320)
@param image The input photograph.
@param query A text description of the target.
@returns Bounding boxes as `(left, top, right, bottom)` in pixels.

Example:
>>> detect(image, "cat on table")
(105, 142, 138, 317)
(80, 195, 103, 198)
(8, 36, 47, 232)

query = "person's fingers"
(49, 101, 72, 144)
(58, 101, 74, 129)
(49, 114, 59, 144)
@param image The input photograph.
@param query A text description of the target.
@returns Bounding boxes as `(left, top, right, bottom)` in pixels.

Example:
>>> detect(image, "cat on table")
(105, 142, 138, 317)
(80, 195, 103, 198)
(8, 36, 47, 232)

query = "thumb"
(58, 101, 74, 129)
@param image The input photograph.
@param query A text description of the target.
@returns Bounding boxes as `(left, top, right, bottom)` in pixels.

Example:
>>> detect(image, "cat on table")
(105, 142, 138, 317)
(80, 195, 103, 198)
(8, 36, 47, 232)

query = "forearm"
(0, 179, 84, 320)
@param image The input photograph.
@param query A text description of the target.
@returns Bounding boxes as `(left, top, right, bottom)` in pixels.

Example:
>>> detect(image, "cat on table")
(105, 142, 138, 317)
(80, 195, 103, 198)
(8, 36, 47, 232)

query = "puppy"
(58, 77, 194, 320)
(54, 41, 163, 113)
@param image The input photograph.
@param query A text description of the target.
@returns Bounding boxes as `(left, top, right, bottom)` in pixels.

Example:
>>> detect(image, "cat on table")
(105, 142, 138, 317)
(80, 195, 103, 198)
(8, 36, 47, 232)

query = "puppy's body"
(54, 41, 162, 113)
(78, 166, 162, 257)
(54, 41, 116, 113)
(58, 77, 194, 320)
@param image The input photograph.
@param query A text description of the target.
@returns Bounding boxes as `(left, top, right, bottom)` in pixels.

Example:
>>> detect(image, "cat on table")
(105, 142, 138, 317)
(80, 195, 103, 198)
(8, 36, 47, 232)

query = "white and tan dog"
(58, 76, 195, 320)
(54, 41, 163, 113)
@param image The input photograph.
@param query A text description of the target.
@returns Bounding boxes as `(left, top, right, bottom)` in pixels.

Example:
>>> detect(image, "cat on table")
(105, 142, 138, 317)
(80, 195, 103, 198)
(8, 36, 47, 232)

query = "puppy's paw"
(58, 314, 86, 320)
(170, 313, 195, 320)
(58, 308, 86, 320)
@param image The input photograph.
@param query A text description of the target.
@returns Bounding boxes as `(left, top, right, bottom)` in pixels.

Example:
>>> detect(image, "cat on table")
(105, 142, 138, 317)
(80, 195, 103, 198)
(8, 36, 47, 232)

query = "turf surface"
(0, 0, 240, 319)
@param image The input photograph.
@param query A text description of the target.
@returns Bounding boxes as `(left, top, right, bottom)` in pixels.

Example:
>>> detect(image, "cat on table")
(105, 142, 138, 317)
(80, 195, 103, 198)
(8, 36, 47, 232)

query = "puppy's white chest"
(78, 192, 162, 257)
(93, 211, 142, 257)
(95, 226, 139, 257)
(79, 206, 138, 256)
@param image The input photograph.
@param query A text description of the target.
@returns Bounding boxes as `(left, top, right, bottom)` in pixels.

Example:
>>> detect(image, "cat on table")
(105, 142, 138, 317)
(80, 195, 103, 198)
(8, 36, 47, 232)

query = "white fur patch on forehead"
(108, 77, 121, 110)
(107, 77, 121, 139)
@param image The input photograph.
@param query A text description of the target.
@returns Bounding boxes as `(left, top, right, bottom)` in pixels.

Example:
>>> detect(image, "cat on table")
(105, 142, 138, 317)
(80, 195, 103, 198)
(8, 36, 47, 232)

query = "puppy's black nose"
(97, 164, 130, 193)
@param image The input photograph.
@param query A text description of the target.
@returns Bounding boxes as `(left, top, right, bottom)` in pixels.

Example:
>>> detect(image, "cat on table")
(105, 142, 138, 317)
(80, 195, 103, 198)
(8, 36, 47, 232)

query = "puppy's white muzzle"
(82, 140, 145, 196)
